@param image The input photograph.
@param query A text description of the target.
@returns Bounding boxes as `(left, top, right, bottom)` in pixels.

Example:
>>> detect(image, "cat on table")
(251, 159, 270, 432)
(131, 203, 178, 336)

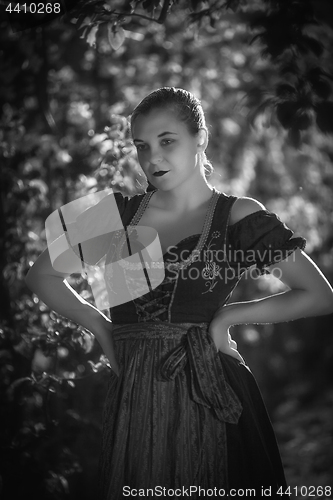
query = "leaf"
(80, 27, 89, 39)
(307, 67, 333, 83)
(59, 475, 69, 494)
(307, 68, 333, 100)
(142, 0, 160, 13)
(276, 84, 297, 99)
(77, 330, 94, 353)
(276, 101, 298, 129)
(249, 97, 274, 127)
(293, 109, 312, 131)
(86, 25, 99, 47)
(225, 0, 240, 12)
(80, 16, 92, 29)
(87, 360, 103, 373)
(7, 377, 32, 399)
(315, 102, 333, 133)
(249, 32, 265, 46)
(310, 80, 332, 100)
(280, 62, 300, 77)
(300, 35, 323, 57)
(287, 127, 302, 148)
(190, 0, 201, 11)
(107, 25, 126, 51)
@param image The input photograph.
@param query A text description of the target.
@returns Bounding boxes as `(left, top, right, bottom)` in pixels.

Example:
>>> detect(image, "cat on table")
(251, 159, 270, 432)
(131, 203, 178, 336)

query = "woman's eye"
(161, 139, 174, 146)
(136, 144, 147, 152)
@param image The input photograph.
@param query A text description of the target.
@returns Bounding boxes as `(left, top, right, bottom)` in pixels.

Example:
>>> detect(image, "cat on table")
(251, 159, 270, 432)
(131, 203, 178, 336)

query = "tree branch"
(157, 0, 170, 24)
(112, 0, 171, 25)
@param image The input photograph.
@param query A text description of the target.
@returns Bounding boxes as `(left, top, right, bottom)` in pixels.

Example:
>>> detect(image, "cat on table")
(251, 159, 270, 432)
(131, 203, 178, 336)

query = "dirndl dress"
(95, 188, 306, 499)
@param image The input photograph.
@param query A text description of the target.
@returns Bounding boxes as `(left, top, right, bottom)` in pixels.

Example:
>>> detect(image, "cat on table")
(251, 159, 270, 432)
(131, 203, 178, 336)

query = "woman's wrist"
(213, 303, 239, 329)
(84, 309, 119, 375)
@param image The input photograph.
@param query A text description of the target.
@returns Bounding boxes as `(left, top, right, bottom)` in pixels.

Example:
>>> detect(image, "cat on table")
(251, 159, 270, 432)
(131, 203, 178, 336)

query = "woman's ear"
(197, 128, 208, 152)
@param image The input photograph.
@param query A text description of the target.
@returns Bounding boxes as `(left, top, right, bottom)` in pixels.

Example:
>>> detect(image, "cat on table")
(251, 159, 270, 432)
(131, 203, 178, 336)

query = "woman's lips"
(153, 171, 169, 177)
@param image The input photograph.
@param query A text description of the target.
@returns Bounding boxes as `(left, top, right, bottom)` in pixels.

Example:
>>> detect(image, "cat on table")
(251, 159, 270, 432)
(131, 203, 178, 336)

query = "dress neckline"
(128, 188, 221, 267)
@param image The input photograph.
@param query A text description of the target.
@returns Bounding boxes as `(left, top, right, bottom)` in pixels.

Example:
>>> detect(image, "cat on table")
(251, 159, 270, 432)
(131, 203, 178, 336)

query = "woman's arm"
(25, 248, 120, 375)
(215, 248, 333, 328)
(209, 198, 333, 354)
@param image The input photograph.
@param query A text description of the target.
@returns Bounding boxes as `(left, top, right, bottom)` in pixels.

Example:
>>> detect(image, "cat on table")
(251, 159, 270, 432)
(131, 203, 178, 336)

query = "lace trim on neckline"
(126, 189, 221, 271)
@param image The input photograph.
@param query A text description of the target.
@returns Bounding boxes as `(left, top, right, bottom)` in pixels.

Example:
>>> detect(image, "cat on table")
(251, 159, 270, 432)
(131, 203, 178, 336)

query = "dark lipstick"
(153, 171, 169, 177)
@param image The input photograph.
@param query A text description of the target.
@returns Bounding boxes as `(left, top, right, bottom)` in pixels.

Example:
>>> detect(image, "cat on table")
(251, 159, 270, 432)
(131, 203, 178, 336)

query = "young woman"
(25, 87, 333, 499)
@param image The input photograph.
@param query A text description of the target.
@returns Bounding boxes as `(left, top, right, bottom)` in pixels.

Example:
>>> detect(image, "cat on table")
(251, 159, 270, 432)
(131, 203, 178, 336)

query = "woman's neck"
(150, 178, 214, 213)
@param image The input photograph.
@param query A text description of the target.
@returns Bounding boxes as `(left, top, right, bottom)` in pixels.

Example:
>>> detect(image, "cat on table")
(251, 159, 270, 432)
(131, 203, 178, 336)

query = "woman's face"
(132, 107, 204, 192)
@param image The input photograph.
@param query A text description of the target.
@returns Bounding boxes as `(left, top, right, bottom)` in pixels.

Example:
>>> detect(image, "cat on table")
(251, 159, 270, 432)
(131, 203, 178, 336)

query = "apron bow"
(160, 325, 243, 424)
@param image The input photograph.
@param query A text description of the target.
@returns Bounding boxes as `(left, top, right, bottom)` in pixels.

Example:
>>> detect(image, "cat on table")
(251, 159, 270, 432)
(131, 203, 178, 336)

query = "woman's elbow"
(296, 285, 333, 317)
(25, 266, 46, 292)
(25, 269, 38, 292)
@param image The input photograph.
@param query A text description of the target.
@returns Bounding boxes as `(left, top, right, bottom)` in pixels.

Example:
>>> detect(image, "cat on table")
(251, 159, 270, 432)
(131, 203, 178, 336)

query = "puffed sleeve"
(226, 210, 306, 275)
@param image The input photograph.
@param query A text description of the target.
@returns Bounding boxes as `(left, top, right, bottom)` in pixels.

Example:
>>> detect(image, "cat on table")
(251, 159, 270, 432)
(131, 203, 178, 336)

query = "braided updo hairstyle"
(130, 87, 214, 179)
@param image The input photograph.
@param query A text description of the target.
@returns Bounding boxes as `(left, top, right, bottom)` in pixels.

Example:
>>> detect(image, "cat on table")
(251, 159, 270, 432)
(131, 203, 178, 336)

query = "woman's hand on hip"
(208, 312, 245, 364)
(91, 315, 121, 376)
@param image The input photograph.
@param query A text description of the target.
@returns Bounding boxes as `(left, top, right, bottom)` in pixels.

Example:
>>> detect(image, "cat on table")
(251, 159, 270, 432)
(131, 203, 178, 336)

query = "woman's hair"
(130, 87, 213, 178)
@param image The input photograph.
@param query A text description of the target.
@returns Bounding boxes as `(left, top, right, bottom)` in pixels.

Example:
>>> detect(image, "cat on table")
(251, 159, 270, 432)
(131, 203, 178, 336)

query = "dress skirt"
(98, 322, 287, 499)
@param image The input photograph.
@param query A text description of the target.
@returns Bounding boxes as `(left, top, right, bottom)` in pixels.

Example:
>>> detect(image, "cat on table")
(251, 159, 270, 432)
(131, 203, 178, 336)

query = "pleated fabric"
(98, 323, 287, 499)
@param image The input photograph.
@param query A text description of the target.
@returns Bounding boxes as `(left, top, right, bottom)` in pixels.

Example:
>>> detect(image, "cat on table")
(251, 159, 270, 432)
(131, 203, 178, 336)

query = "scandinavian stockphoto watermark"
(164, 245, 292, 282)
(45, 189, 165, 310)
(45, 189, 290, 312)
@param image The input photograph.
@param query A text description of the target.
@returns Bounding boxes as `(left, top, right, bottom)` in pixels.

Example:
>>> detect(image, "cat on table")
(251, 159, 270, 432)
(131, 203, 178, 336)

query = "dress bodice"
(108, 189, 306, 324)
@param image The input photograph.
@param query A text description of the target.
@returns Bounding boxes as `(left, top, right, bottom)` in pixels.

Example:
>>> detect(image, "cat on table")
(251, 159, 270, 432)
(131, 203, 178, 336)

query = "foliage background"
(1, 1, 333, 498)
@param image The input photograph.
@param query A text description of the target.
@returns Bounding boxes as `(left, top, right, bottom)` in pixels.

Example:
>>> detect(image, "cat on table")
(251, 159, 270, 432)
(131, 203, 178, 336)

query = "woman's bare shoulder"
(229, 196, 266, 226)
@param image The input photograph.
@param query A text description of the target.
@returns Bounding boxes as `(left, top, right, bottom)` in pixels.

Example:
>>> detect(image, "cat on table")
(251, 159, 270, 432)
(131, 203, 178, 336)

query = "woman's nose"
(150, 151, 163, 165)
